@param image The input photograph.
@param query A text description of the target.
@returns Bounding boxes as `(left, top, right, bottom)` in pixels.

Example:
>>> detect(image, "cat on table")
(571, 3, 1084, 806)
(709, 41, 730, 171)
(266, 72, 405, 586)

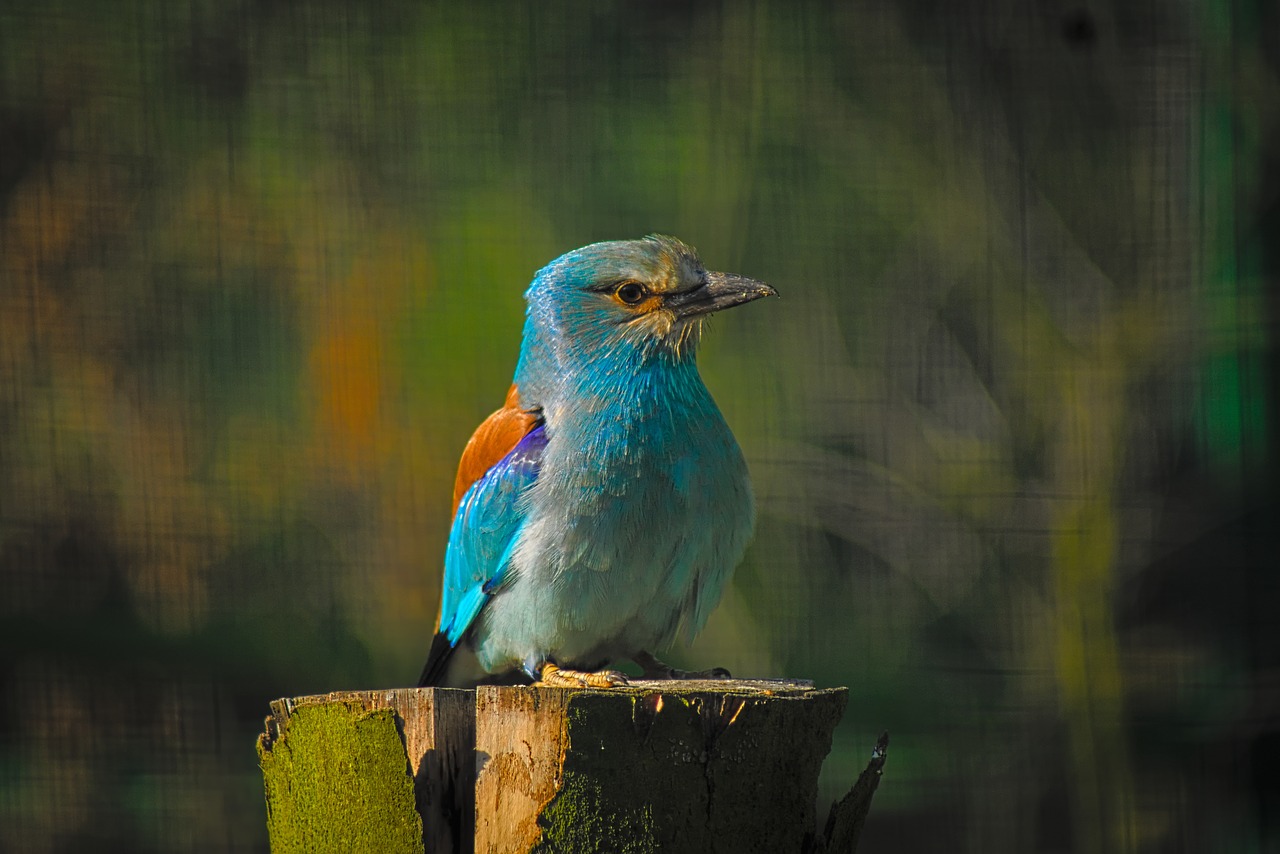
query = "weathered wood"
(474, 679, 845, 853)
(257, 688, 474, 853)
(258, 681, 877, 853)
(818, 731, 890, 853)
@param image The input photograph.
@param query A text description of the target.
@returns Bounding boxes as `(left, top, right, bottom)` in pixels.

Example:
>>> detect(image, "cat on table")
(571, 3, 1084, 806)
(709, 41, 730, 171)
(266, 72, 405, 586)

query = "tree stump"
(257, 680, 885, 853)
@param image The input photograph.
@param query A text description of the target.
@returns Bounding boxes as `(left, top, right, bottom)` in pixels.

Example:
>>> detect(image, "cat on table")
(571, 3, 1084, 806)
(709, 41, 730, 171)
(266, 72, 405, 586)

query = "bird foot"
(536, 662, 630, 689)
(633, 651, 732, 680)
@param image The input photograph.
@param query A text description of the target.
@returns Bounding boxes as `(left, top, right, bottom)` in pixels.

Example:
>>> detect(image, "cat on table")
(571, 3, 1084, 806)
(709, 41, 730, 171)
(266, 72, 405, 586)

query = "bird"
(418, 235, 775, 689)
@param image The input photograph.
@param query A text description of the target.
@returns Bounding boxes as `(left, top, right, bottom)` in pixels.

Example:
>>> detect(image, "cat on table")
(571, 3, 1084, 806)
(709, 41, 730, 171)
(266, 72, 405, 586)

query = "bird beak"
(664, 272, 778, 319)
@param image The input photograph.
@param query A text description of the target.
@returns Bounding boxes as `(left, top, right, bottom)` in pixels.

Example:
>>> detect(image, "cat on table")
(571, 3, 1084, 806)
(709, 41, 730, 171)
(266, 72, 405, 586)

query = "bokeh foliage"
(1, 1, 1276, 851)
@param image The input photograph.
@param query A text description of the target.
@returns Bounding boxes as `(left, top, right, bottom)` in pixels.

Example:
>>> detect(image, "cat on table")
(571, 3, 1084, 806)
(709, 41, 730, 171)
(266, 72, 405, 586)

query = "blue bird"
(418, 235, 775, 688)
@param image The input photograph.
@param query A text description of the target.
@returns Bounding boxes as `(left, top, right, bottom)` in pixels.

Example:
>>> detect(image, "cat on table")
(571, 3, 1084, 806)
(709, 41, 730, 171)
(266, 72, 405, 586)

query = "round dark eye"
(615, 282, 646, 305)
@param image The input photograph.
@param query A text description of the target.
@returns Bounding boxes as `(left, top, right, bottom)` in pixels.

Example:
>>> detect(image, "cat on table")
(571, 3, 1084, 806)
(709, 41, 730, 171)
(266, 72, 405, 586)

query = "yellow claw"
(537, 662, 630, 689)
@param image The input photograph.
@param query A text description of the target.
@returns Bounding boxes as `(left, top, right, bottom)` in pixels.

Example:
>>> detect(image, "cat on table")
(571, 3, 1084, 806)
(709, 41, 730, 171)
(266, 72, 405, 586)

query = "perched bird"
(418, 235, 775, 688)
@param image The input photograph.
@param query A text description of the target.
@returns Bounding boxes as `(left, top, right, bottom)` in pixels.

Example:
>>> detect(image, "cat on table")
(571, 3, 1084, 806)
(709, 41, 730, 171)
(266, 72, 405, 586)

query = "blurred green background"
(1, 0, 1276, 851)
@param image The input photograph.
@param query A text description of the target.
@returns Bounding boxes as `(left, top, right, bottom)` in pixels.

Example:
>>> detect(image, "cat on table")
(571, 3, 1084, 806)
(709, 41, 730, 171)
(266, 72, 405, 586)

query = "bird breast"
(504, 363, 753, 653)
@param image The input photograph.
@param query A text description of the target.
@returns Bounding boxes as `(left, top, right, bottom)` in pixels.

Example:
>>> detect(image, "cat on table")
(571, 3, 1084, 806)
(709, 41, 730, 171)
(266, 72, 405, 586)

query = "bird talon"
(537, 662, 630, 689)
(667, 666, 732, 680)
(632, 651, 732, 681)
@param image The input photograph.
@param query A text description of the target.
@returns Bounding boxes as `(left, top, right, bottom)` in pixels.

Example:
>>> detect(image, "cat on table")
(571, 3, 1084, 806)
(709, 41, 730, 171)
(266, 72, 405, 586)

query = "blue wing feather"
(438, 424, 546, 645)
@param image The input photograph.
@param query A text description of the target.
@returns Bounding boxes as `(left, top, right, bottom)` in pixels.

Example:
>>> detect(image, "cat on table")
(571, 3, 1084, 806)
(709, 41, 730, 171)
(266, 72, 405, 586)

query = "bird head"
(516, 236, 775, 391)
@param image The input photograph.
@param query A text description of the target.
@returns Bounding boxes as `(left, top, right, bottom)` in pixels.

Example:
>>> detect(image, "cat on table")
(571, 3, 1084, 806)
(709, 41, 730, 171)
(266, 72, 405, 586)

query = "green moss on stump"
(534, 687, 847, 853)
(258, 700, 424, 853)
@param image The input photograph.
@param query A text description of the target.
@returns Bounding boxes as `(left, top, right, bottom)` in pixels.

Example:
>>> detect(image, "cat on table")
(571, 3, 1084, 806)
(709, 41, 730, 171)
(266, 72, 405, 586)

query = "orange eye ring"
(615, 281, 646, 305)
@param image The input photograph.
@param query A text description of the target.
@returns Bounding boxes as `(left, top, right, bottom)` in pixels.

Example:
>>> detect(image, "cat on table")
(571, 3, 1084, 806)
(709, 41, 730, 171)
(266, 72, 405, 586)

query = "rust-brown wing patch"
(452, 384, 540, 514)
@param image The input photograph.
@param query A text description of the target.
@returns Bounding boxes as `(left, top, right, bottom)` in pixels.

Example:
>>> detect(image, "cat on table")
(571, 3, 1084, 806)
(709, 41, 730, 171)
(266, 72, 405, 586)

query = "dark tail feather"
(417, 631, 457, 687)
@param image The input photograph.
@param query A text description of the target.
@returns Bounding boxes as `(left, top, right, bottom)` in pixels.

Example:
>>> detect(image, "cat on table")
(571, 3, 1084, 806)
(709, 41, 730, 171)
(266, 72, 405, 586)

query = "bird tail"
(417, 631, 457, 687)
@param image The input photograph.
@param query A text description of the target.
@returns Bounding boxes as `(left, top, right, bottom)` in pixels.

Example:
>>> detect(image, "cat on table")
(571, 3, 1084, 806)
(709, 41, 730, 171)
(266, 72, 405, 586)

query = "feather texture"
(451, 384, 540, 515)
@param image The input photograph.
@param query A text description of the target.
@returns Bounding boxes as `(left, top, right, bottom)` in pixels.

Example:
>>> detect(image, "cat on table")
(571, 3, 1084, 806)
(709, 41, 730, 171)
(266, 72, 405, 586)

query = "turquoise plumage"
(420, 235, 774, 687)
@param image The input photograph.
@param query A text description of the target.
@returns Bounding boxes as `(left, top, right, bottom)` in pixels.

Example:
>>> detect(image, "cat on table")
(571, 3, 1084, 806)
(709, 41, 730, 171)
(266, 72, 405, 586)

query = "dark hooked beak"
(664, 272, 778, 319)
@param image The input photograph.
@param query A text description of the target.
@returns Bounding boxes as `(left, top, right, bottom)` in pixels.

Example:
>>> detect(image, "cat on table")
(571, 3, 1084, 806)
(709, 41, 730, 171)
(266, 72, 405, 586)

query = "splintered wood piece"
(821, 731, 890, 854)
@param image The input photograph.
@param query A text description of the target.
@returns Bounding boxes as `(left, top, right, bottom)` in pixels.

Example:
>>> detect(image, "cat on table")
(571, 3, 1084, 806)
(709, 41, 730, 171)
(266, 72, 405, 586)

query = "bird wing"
(438, 421, 545, 644)
(419, 387, 543, 686)
(451, 383, 540, 514)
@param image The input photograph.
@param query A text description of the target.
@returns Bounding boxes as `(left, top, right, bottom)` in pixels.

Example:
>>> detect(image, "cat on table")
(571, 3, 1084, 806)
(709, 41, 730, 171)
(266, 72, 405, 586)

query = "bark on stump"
(257, 680, 884, 853)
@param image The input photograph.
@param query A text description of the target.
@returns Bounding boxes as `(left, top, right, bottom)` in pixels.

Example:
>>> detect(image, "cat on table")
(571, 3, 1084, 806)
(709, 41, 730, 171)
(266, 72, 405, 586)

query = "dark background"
(1, 1, 1276, 851)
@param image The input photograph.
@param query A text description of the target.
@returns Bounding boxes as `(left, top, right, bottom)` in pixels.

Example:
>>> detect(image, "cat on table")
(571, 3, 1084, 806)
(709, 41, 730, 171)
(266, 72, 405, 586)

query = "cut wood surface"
(258, 680, 885, 853)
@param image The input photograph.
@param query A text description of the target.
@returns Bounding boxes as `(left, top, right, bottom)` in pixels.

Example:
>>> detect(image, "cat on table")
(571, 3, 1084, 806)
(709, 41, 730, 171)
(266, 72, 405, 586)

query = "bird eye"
(615, 281, 646, 305)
